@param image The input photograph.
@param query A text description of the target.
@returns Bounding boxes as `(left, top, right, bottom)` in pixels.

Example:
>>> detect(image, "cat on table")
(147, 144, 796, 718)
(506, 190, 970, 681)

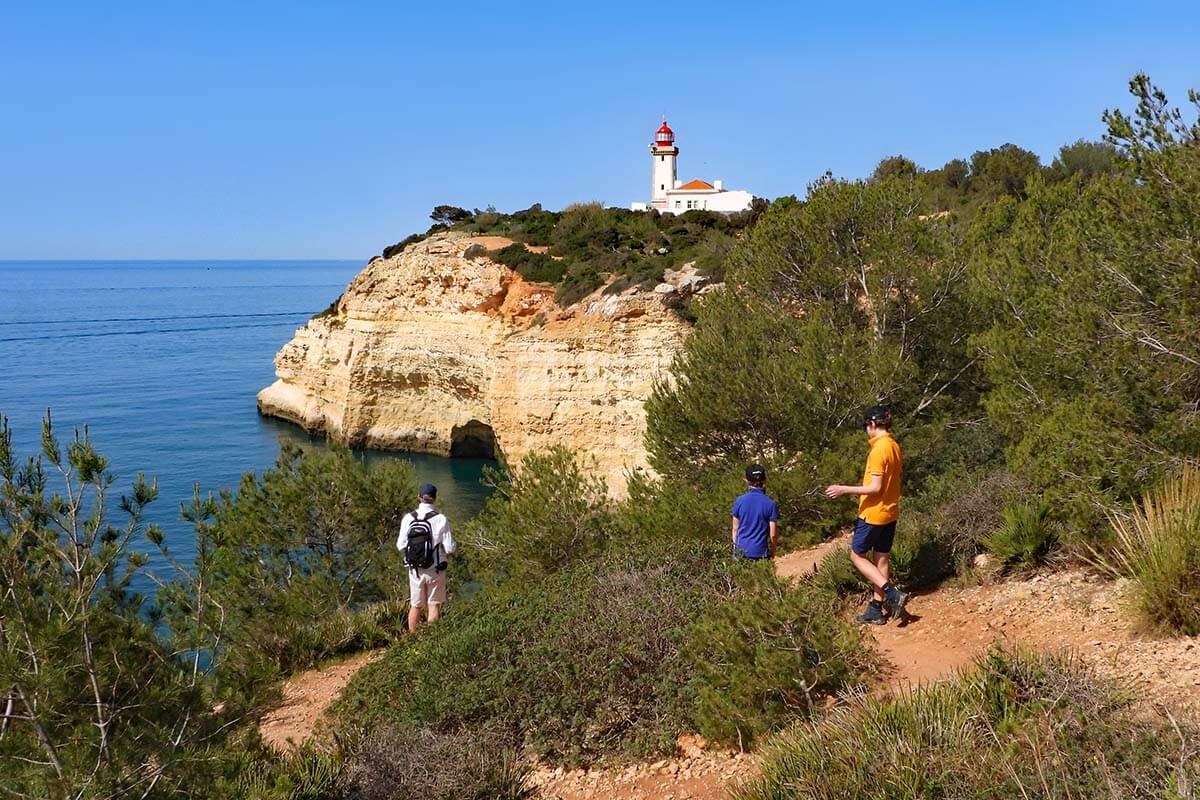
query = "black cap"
(864, 406, 893, 427)
(419, 483, 437, 499)
(745, 464, 766, 482)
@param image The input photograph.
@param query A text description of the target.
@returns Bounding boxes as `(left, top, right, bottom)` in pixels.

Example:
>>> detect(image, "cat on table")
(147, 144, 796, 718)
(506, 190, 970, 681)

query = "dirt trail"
(259, 650, 383, 750)
(873, 569, 1200, 705)
(258, 538, 1200, 796)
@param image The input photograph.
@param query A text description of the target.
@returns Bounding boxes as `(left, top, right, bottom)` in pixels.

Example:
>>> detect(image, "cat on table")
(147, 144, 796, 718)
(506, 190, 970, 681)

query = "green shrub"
(344, 725, 530, 800)
(736, 648, 1199, 800)
(463, 446, 613, 586)
(984, 501, 1056, 568)
(381, 232, 427, 258)
(227, 744, 346, 800)
(487, 242, 566, 284)
(899, 468, 1026, 585)
(1093, 465, 1200, 634)
(555, 263, 604, 305)
(179, 442, 415, 697)
(330, 545, 732, 765)
(686, 563, 872, 748)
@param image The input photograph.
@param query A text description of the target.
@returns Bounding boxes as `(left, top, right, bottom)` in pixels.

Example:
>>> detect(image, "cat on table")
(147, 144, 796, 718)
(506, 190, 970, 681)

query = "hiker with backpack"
(825, 406, 909, 625)
(397, 482, 455, 632)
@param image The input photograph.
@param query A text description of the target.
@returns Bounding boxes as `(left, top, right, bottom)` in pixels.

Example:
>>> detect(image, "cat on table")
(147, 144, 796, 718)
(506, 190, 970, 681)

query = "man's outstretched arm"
(824, 473, 882, 499)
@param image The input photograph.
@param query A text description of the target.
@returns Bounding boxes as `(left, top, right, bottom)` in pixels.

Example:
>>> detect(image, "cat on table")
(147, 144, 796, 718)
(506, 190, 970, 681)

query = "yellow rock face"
(257, 232, 694, 496)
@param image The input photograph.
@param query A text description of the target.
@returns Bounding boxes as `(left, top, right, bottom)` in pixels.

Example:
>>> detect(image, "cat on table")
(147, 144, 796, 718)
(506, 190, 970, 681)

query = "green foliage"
(464, 446, 612, 586)
(381, 232, 427, 259)
(0, 414, 223, 796)
(1046, 138, 1119, 182)
(555, 262, 604, 305)
(968, 143, 1042, 199)
(984, 501, 1056, 568)
(377, 199, 762, 306)
(330, 545, 733, 765)
(686, 563, 871, 747)
(487, 242, 566, 283)
(191, 442, 415, 694)
(899, 467, 1025, 585)
(226, 743, 346, 800)
(430, 204, 473, 227)
(871, 154, 920, 181)
(647, 175, 978, 546)
(969, 77, 1200, 534)
(737, 648, 1199, 800)
(1093, 465, 1200, 634)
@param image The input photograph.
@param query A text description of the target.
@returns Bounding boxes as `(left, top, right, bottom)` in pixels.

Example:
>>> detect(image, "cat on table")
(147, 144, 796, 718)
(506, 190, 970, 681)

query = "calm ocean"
(0, 260, 493, 592)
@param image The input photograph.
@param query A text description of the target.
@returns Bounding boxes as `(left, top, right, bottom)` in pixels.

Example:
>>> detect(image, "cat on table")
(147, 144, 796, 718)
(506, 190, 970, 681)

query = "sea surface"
(0, 260, 494, 594)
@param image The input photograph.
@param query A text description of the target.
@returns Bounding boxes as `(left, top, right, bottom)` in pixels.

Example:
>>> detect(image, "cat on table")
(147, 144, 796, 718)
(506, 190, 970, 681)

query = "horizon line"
(0, 257, 367, 263)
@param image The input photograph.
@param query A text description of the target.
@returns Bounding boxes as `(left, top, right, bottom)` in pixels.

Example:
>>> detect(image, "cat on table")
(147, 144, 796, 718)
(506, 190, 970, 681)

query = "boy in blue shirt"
(731, 464, 779, 559)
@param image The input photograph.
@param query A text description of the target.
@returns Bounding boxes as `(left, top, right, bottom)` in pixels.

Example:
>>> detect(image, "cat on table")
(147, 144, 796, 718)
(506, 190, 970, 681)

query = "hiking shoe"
(884, 584, 910, 619)
(855, 600, 887, 625)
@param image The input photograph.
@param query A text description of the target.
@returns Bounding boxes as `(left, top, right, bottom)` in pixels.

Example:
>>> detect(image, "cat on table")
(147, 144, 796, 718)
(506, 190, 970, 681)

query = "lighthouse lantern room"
(650, 121, 679, 209)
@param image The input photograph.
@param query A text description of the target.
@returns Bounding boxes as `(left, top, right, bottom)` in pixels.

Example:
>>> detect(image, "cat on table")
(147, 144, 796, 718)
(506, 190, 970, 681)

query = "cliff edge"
(257, 232, 705, 495)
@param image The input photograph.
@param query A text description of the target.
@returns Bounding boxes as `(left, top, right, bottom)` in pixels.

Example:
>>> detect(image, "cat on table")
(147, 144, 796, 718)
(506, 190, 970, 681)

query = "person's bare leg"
(408, 604, 422, 633)
(850, 550, 888, 598)
(872, 552, 891, 603)
(427, 602, 441, 624)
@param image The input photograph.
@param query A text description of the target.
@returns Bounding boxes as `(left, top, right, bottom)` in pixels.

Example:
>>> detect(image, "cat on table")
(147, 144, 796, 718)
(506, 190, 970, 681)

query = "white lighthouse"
(632, 119, 754, 214)
(650, 120, 678, 209)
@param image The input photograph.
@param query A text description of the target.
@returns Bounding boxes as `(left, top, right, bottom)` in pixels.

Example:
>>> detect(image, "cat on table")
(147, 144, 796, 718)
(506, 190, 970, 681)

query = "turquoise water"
(0, 261, 494, 592)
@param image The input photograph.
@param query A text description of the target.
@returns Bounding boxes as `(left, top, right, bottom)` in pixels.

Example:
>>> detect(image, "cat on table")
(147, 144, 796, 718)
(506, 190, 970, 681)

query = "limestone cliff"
(257, 232, 705, 495)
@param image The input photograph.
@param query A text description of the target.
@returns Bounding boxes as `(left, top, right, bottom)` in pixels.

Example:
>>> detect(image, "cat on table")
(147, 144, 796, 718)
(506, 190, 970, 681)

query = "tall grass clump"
(1094, 464, 1200, 634)
(735, 648, 1199, 800)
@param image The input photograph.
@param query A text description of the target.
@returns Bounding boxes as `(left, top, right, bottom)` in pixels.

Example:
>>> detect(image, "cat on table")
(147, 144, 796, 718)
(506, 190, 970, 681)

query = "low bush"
(846, 466, 1026, 589)
(330, 545, 733, 765)
(343, 725, 531, 800)
(381, 232, 427, 258)
(487, 242, 566, 284)
(736, 647, 1200, 800)
(984, 500, 1056, 568)
(686, 563, 872, 748)
(555, 263, 604, 305)
(463, 446, 613, 586)
(1093, 465, 1200, 634)
(223, 743, 345, 800)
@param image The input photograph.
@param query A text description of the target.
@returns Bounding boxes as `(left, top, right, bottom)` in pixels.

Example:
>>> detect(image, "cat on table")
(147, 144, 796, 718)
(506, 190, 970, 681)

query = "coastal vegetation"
(737, 648, 1198, 800)
(4, 74, 1200, 798)
(380, 199, 767, 305)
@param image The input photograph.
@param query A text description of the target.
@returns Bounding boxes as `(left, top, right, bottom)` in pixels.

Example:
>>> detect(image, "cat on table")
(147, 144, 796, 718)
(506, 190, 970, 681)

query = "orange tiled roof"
(676, 179, 715, 190)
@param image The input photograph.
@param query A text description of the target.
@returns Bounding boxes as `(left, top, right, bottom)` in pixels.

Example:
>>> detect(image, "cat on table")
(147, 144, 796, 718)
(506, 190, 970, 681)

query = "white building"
(631, 120, 754, 214)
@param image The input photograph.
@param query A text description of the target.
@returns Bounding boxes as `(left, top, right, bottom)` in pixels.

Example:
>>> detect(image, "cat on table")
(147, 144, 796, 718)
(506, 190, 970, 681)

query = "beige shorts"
(408, 568, 447, 608)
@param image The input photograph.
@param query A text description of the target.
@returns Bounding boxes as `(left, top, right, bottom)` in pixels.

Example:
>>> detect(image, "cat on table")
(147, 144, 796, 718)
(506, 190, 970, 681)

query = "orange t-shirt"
(858, 432, 902, 524)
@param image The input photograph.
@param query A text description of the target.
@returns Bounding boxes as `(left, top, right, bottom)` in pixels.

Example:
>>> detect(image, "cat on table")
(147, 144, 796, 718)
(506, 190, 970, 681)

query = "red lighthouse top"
(654, 120, 675, 147)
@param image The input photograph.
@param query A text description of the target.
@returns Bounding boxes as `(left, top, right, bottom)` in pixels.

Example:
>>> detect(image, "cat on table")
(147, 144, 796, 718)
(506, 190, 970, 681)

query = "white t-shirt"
(396, 503, 455, 567)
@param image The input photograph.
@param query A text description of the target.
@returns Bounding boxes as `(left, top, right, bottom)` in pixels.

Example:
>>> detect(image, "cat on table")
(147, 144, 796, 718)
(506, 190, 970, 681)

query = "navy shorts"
(851, 518, 896, 555)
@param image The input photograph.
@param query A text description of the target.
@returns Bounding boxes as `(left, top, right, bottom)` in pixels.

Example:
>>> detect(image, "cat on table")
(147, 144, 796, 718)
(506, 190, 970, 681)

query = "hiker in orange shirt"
(825, 406, 908, 625)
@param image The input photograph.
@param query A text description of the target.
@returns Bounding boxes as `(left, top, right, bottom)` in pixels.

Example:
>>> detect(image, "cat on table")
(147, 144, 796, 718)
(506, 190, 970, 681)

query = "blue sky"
(2, 1, 1198, 259)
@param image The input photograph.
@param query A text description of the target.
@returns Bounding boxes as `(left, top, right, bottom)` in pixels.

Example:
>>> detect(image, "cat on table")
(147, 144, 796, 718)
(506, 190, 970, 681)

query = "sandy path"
(778, 535, 1200, 703)
(259, 650, 383, 750)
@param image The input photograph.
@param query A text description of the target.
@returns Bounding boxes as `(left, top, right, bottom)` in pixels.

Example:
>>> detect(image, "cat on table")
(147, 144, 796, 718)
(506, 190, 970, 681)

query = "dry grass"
(1091, 464, 1200, 634)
